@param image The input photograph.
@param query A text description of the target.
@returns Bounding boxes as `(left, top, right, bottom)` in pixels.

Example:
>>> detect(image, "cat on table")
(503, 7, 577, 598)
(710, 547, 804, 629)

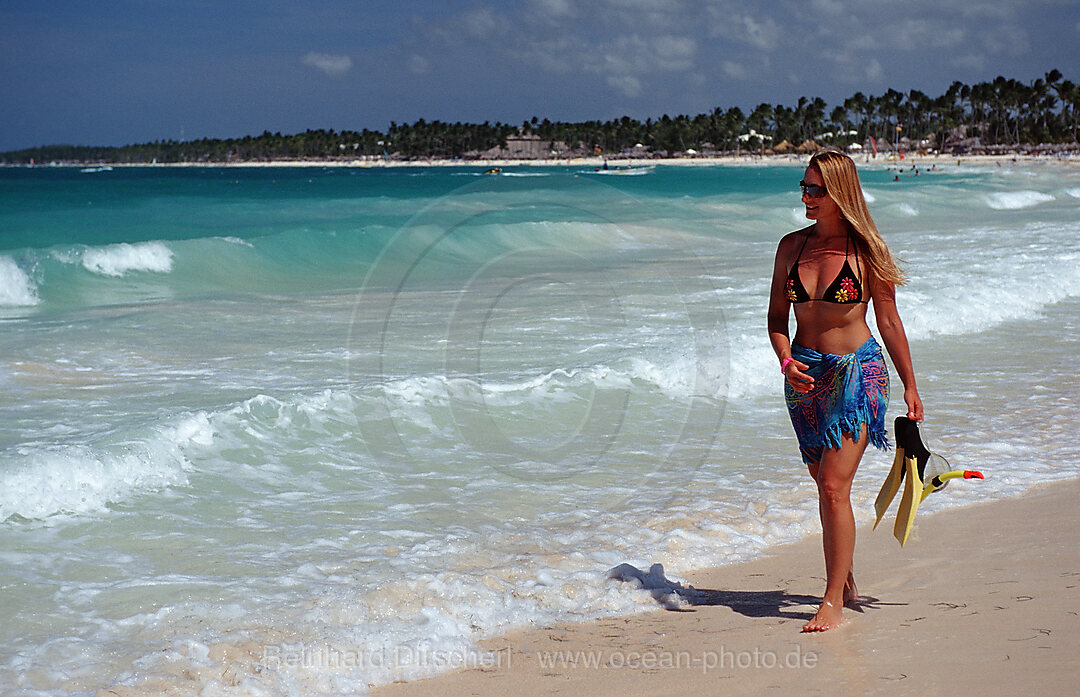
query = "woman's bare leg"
(806, 464, 859, 608)
(803, 428, 868, 631)
(844, 570, 858, 607)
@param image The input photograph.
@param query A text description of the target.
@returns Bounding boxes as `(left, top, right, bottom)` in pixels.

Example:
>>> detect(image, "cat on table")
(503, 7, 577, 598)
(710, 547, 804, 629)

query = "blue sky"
(2, 0, 1078, 151)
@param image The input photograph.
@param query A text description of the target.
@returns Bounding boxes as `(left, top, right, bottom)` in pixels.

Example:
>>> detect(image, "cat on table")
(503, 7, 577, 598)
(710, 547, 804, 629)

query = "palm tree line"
(3, 70, 1077, 164)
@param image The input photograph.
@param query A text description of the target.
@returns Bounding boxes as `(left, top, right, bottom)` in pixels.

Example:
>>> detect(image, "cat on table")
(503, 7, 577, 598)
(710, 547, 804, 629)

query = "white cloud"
(956, 0, 1017, 20)
(874, 19, 966, 49)
(979, 24, 1029, 55)
(650, 35, 696, 69)
(408, 54, 431, 74)
(722, 60, 748, 79)
(808, 0, 844, 14)
(508, 32, 695, 89)
(864, 58, 884, 82)
(821, 50, 885, 84)
(429, 5, 511, 45)
(607, 74, 643, 97)
(463, 7, 499, 39)
(300, 52, 352, 76)
(598, 0, 686, 31)
(395, 0, 1069, 114)
(512, 37, 577, 73)
(580, 34, 696, 100)
(603, 0, 682, 10)
(710, 12, 781, 51)
(530, 0, 575, 19)
(953, 53, 986, 71)
(494, 30, 696, 99)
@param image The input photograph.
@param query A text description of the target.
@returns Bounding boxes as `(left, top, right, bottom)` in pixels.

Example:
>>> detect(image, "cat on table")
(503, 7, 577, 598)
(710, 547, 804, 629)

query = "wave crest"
(0, 418, 202, 521)
(0, 256, 39, 306)
(81, 241, 174, 277)
(984, 190, 1054, 210)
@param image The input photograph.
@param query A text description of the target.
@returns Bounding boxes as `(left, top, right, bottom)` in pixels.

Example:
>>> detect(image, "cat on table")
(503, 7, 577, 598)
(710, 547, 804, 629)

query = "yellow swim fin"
(893, 454, 923, 546)
(873, 446, 905, 530)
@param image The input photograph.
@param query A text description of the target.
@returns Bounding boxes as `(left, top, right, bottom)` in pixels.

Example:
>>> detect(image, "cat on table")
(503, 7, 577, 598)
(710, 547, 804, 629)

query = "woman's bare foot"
(802, 600, 843, 632)
(843, 571, 858, 608)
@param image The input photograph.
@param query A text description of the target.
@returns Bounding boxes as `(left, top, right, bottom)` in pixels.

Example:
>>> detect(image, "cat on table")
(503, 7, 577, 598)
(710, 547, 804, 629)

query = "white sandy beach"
(374, 479, 1080, 697)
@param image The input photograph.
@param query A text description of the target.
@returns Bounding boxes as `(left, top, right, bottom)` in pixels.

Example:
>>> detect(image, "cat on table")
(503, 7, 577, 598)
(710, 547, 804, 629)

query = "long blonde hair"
(809, 149, 905, 286)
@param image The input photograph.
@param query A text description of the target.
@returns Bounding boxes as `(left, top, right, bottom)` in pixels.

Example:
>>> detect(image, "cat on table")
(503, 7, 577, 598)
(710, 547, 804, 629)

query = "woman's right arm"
(767, 238, 793, 363)
(768, 235, 813, 393)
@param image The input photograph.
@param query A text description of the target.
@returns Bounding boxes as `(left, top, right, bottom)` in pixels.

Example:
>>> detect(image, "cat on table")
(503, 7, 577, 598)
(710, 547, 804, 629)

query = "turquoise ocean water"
(2, 162, 1079, 695)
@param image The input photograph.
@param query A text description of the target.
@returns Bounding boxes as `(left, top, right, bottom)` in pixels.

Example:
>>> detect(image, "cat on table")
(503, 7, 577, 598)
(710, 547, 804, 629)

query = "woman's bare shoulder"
(776, 225, 812, 253)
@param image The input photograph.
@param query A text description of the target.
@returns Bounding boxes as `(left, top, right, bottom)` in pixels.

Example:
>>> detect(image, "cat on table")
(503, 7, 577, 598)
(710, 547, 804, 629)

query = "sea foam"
(0, 425, 199, 521)
(81, 241, 175, 277)
(899, 223, 1080, 338)
(0, 256, 39, 306)
(984, 190, 1054, 210)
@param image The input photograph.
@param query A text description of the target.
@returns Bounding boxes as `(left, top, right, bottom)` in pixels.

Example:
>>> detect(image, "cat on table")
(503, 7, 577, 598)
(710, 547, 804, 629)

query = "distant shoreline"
(6, 152, 1080, 169)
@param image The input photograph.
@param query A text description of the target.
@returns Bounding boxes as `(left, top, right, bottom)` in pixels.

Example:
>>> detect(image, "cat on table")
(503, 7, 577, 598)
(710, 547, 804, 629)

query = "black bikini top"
(785, 229, 868, 304)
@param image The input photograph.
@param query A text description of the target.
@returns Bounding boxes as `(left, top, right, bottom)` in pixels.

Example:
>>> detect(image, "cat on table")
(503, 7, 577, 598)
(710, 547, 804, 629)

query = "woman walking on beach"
(767, 150, 922, 632)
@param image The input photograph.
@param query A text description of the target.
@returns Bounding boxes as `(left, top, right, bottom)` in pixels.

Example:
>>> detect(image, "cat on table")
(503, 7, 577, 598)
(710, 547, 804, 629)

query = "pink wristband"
(780, 357, 795, 374)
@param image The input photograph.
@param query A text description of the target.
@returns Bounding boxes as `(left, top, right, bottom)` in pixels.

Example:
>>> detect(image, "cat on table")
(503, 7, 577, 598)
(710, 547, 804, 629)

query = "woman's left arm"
(870, 276, 923, 421)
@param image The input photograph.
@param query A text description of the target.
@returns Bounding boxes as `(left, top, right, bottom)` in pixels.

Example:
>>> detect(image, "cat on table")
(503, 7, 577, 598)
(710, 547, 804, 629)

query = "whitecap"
(0, 256, 39, 306)
(81, 241, 174, 277)
(722, 332, 781, 400)
(0, 416, 203, 521)
(899, 228, 1080, 339)
(216, 236, 255, 248)
(984, 191, 1054, 210)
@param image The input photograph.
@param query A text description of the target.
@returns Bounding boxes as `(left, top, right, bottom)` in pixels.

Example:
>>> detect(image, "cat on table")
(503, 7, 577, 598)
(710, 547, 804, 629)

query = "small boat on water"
(582, 164, 655, 176)
(482, 167, 502, 175)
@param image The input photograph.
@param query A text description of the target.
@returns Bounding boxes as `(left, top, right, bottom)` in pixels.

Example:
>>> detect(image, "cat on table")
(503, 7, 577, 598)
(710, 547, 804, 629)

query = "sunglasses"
(799, 181, 828, 198)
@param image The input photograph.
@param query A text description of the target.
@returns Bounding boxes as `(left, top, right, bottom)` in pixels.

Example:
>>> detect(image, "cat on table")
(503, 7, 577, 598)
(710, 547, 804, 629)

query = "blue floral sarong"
(785, 336, 890, 465)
